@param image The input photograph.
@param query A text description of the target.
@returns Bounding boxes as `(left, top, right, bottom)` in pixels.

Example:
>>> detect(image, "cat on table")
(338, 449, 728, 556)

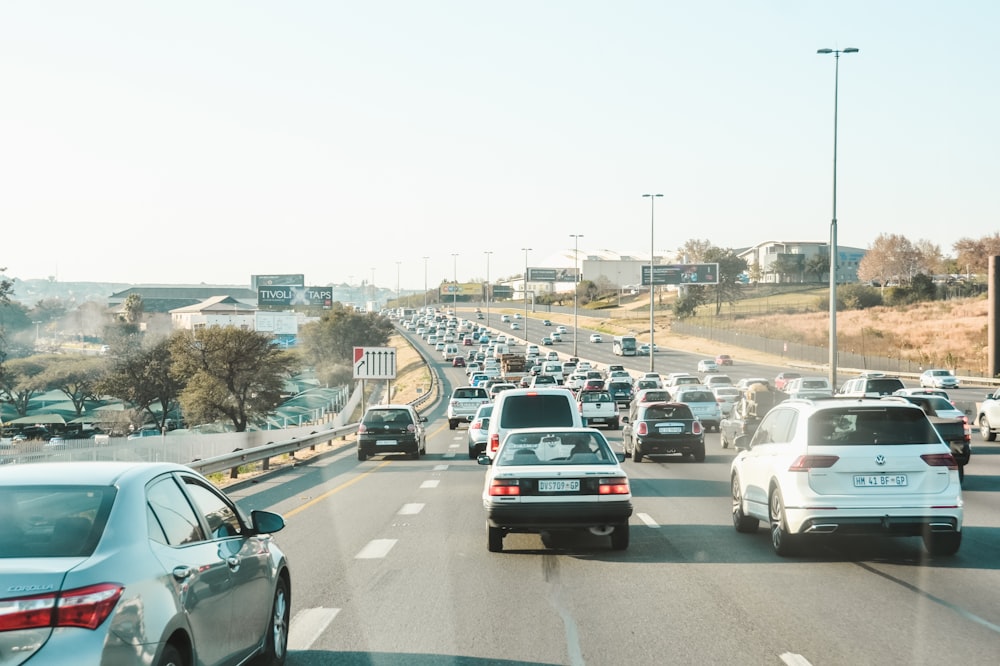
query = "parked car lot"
(0, 461, 291, 665)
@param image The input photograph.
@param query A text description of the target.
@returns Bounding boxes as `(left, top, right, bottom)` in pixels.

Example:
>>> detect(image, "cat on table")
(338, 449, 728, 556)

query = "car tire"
(488, 525, 504, 552)
(633, 444, 643, 463)
(157, 644, 185, 666)
(610, 522, 630, 551)
(411, 447, 421, 460)
(261, 576, 290, 665)
(693, 443, 706, 463)
(979, 415, 996, 441)
(731, 475, 759, 533)
(923, 530, 961, 557)
(357, 448, 367, 461)
(468, 447, 478, 460)
(769, 488, 799, 557)
(449, 420, 457, 430)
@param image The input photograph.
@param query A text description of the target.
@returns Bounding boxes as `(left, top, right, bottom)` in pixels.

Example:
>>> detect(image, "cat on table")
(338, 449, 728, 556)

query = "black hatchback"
(621, 402, 706, 463)
(357, 405, 427, 461)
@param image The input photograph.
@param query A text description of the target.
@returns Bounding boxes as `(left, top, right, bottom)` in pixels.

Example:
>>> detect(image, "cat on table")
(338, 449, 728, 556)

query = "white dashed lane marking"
(399, 503, 425, 515)
(355, 539, 397, 559)
(433, 464, 449, 471)
(288, 607, 340, 650)
(420, 480, 440, 489)
(637, 513, 660, 528)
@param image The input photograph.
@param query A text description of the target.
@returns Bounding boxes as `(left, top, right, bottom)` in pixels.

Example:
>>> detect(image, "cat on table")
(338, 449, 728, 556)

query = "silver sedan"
(0, 461, 291, 666)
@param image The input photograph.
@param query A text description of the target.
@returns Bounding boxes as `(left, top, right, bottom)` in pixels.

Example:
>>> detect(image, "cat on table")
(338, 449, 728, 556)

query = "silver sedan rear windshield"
(0, 486, 115, 558)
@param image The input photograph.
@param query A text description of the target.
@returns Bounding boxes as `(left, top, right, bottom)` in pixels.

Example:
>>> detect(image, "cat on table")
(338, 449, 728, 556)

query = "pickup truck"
(576, 390, 619, 430)
(719, 383, 787, 449)
(447, 386, 491, 430)
(884, 396, 971, 482)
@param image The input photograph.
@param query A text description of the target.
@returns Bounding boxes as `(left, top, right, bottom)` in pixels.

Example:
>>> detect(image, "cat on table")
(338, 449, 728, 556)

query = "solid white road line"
(355, 539, 397, 559)
(420, 480, 440, 489)
(288, 607, 340, 650)
(398, 503, 425, 515)
(780, 653, 814, 666)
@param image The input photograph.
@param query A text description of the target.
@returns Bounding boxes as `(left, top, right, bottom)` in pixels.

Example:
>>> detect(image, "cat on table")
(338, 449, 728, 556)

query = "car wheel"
(633, 443, 643, 463)
(957, 464, 965, 484)
(411, 447, 421, 460)
(261, 576, 290, 665)
(731, 475, 759, 533)
(693, 443, 706, 463)
(979, 415, 996, 441)
(610, 522, 629, 550)
(449, 420, 457, 430)
(923, 530, 961, 556)
(769, 488, 799, 557)
(468, 446, 478, 460)
(357, 447, 366, 461)
(488, 525, 504, 552)
(157, 644, 186, 666)
(609, 418, 619, 431)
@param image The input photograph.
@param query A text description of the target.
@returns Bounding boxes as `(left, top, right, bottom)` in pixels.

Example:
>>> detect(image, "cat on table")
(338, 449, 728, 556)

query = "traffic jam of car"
(398, 308, 974, 559)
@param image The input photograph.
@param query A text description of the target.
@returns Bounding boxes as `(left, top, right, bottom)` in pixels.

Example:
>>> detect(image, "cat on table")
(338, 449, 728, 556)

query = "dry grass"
(387, 333, 432, 404)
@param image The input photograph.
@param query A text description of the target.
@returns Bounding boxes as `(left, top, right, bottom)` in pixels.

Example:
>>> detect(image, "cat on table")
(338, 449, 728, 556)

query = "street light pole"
(522, 247, 532, 343)
(451, 253, 459, 313)
(421, 257, 429, 310)
(643, 193, 663, 372)
(484, 250, 493, 327)
(570, 234, 584, 357)
(818, 46, 859, 390)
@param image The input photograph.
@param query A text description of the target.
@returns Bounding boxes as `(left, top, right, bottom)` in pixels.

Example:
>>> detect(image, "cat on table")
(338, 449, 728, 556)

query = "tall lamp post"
(642, 193, 663, 372)
(570, 234, 584, 357)
(451, 253, 459, 312)
(484, 250, 493, 326)
(522, 247, 532, 342)
(395, 261, 401, 308)
(422, 256, 429, 310)
(818, 46, 859, 390)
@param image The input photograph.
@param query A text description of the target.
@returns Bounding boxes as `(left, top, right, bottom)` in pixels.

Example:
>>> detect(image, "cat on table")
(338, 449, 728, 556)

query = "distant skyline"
(2, 2, 996, 290)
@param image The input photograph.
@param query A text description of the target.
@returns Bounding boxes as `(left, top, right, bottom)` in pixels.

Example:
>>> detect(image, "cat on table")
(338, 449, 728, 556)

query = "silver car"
(0, 461, 291, 666)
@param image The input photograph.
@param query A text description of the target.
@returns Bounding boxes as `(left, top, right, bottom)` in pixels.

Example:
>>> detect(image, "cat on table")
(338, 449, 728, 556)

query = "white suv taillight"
(489, 434, 500, 453)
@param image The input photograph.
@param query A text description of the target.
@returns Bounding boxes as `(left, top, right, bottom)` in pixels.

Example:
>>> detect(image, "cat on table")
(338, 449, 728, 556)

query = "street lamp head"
(817, 48, 833, 54)
(844, 47, 859, 53)
(642, 193, 663, 198)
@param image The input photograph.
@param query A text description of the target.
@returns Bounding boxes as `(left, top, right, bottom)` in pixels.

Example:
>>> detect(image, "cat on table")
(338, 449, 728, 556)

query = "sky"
(1, 1, 996, 291)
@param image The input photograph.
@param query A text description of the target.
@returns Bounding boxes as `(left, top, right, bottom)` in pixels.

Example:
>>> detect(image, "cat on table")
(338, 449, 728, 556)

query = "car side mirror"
(621, 416, 629, 424)
(477, 454, 492, 466)
(419, 416, 428, 423)
(615, 452, 626, 463)
(250, 509, 285, 535)
(734, 434, 751, 451)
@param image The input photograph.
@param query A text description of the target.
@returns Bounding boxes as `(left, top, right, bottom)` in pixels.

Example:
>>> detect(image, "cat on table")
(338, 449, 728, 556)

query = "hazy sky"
(1, 2, 995, 290)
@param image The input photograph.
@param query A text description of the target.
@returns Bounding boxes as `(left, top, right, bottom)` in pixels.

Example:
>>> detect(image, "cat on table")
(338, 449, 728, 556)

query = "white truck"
(576, 390, 619, 430)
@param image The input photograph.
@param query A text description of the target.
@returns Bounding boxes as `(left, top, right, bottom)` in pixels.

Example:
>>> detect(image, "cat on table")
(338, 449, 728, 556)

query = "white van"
(442, 344, 459, 360)
(485, 387, 583, 459)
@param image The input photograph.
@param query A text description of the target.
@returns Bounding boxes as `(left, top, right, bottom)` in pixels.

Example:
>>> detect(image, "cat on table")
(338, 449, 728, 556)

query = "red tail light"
(489, 479, 520, 496)
(921, 453, 958, 470)
(0, 583, 124, 632)
(636, 422, 648, 436)
(599, 477, 630, 495)
(788, 455, 839, 471)
(692, 421, 703, 435)
(489, 434, 500, 452)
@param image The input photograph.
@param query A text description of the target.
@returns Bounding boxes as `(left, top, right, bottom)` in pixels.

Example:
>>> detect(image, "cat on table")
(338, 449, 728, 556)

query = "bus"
(613, 335, 637, 357)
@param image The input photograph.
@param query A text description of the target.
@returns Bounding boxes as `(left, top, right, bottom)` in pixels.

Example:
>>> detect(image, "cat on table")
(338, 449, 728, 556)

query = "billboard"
(439, 282, 483, 297)
(527, 267, 579, 282)
(641, 263, 720, 286)
(251, 274, 305, 290)
(257, 285, 333, 307)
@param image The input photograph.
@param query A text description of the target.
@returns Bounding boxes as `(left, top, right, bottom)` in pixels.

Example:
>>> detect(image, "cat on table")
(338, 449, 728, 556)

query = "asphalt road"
(223, 330, 1000, 665)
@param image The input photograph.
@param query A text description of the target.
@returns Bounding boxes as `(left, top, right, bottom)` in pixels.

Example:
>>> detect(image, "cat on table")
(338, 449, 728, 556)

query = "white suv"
(730, 398, 963, 557)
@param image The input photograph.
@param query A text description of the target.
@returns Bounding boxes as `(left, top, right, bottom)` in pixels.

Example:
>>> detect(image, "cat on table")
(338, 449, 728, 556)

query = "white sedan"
(589, 333, 603, 343)
(479, 427, 632, 552)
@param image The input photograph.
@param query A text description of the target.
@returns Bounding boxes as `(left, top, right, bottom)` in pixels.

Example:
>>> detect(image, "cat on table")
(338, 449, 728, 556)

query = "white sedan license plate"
(854, 474, 908, 487)
(376, 440, 397, 446)
(538, 479, 580, 492)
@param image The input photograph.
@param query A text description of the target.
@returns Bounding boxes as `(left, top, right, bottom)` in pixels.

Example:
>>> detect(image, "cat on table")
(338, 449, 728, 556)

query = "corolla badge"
(875, 455, 886, 466)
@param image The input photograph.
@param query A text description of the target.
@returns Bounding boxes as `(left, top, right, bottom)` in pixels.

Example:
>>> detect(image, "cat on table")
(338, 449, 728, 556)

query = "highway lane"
(222, 348, 1000, 665)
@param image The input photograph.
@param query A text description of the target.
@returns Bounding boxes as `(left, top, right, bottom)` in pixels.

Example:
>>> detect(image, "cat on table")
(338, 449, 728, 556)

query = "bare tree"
(952, 232, 1000, 275)
(857, 234, 921, 287)
(678, 239, 713, 263)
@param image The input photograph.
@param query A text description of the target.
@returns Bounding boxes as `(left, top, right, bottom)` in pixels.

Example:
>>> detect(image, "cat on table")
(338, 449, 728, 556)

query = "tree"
(952, 232, 1000, 275)
(97, 338, 182, 431)
(857, 233, 921, 288)
(169, 327, 299, 432)
(702, 247, 748, 315)
(298, 305, 394, 384)
(771, 254, 805, 283)
(0, 356, 47, 417)
(678, 239, 713, 263)
(121, 294, 144, 325)
(803, 254, 829, 283)
(37, 355, 106, 416)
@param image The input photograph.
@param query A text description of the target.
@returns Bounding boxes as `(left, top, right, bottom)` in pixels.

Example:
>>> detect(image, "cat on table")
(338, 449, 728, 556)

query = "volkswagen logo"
(875, 454, 886, 466)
